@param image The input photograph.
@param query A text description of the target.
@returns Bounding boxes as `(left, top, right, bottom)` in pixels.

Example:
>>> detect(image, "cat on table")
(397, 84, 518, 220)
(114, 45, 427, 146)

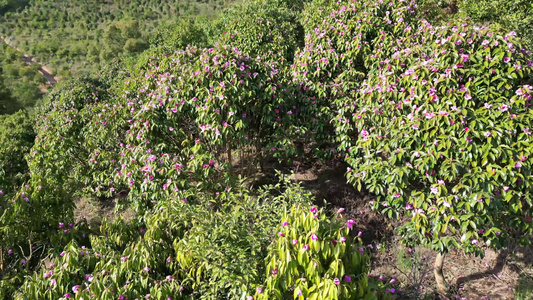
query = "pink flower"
(526, 216, 531, 222)
(51, 278, 56, 285)
(311, 233, 318, 241)
(121, 256, 128, 262)
(334, 278, 340, 285)
(339, 237, 346, 242)
(282, 222, 289, 226)
(472, 240, 479, 245)
(169, 127, 174, 131)
(465, 94, 472, 100)
(72, 285, 79, 293)
(515, 162, 523, 168)
(303, 244, 309, 251)
(484, 132, 491, 137)
(310, 207, 317, 213)
(292, 239, 298, 246)
(347, 219, 355, 229)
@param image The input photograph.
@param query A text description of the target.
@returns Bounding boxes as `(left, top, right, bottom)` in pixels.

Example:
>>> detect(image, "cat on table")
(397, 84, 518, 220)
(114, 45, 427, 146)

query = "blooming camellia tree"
(334, 4, 533, 293)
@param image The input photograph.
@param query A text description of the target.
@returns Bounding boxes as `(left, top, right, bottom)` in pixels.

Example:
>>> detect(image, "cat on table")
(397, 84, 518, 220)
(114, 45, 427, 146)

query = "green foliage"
(0, 110, 34, 194)
(336, 14, 533, 254)
(15, 177, 318, 299)
(149, 19, 210, 51)
(257, 205, 388, 300)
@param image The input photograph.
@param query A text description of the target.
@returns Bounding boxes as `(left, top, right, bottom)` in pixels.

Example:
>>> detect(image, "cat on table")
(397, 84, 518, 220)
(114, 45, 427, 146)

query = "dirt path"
(1, 35, 57, 86)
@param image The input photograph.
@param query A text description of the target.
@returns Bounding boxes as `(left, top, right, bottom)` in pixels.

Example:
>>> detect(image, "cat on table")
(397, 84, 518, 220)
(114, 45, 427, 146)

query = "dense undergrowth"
(0, 0, 532, 299)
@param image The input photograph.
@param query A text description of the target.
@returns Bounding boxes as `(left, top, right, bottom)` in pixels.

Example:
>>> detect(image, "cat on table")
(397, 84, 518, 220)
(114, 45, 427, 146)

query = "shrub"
(0, 110, 34, 195)
(335, 12, 533, 292)
(291, 0, 418, 158)
(15, 177, 316, 299)
(256, 204, 388, 300)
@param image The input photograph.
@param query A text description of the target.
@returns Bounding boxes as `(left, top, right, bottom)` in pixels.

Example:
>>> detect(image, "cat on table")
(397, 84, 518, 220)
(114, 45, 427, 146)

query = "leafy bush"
(335, 8, 533, 292)
(291, 0, 418, 157)
(257, 205, 388, 300)
(0, 110, 34, 195)
(15, 177, 320, 299)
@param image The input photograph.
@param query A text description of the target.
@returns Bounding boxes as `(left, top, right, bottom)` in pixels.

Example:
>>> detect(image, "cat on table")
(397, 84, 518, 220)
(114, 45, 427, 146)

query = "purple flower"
(344, 275, 352, 282)
(7, 249, 13, 255)
(65, 294, 70, 298)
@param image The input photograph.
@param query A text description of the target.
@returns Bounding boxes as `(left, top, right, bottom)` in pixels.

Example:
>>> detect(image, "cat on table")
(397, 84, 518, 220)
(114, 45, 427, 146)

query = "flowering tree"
(335, 10, 533, 293)
(291, 0, 418, 157)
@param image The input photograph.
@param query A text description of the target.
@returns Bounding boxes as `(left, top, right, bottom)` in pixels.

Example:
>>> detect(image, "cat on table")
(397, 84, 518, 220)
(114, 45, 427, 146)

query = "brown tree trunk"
(434, 252, 447, 294)
(227, 143, 233, 174)
(0, 245, 3, 276)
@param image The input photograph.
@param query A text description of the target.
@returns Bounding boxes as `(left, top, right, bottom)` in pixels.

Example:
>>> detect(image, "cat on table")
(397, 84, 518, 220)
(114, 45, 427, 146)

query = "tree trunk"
(227, 143, 232, 174)
(0, 245, 3, 278)
(434, 252, 446, 294)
